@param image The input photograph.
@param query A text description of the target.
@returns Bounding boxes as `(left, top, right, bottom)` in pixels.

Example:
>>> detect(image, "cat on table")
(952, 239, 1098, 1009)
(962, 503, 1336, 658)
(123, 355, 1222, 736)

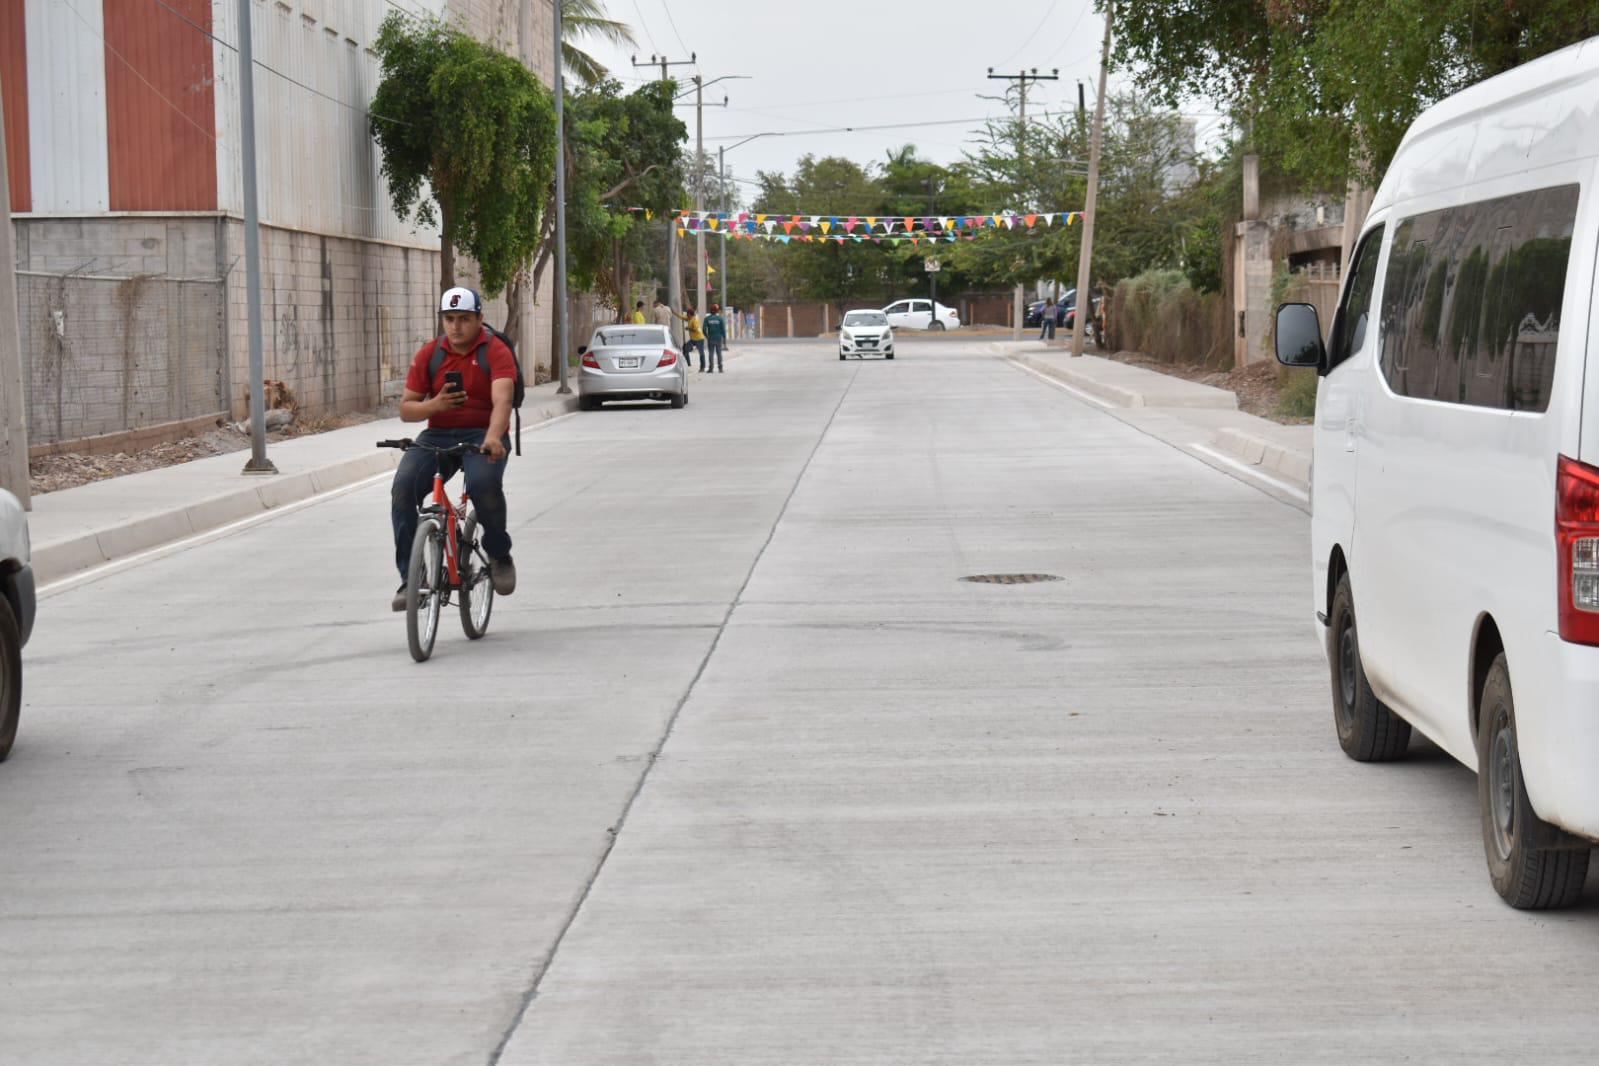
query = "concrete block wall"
(14, 217, 228, 444)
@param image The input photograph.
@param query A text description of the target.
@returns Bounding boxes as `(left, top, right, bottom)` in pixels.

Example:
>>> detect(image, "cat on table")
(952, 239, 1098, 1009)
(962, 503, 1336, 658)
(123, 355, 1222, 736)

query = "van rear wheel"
(1478, 654, 1590, 909)
(1328, 575, 1411, 761)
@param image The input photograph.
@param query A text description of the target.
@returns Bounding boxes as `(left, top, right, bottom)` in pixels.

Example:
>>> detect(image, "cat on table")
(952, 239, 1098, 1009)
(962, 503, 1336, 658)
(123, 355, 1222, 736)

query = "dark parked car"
(1024, 290, 1103, 343)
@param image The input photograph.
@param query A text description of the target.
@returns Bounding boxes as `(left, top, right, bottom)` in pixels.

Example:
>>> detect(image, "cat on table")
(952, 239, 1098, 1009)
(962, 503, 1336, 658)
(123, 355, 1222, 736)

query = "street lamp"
(680, 75, 752, 318)
(717, 130, 778, 336)
(923, 177, 945, 317)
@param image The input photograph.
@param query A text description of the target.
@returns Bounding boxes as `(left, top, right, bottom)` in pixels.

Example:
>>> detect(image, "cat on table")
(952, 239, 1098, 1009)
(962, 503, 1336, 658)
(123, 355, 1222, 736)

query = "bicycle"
(378, 438, 496, 662)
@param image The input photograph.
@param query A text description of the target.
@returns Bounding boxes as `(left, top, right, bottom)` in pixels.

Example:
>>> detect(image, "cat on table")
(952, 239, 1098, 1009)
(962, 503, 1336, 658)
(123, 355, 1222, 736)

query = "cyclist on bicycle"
(390, 287, 517, 611)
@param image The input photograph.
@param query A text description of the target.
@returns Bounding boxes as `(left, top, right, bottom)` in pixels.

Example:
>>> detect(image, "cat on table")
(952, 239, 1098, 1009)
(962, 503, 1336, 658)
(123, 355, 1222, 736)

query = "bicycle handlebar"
(376, 438, 484, 456)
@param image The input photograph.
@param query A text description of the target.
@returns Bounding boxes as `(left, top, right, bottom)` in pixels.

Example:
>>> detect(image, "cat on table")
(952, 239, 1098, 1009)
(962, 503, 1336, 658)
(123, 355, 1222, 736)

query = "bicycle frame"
(422, 459, 472, 591)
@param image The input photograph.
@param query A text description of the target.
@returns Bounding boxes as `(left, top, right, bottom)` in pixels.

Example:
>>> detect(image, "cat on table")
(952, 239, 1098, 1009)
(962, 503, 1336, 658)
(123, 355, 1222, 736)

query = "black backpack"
(428, 325, 526, 454)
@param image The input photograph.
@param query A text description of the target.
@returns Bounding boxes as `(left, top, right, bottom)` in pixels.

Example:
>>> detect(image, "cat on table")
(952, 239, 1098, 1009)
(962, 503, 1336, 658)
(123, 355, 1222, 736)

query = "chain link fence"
(16, 269, 228, 447)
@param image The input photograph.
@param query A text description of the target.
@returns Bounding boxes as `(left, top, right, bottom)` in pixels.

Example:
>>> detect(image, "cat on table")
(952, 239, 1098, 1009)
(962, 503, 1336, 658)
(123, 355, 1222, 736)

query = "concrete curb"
(33, 393, 579, 585)
(1210, 427, 1312, 491)
(1004, 350, 1238, 410)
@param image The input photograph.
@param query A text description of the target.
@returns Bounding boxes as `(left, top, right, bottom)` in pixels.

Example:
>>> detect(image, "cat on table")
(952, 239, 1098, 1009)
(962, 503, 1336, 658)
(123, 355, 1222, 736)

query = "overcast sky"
(582, 0, 1152, 206)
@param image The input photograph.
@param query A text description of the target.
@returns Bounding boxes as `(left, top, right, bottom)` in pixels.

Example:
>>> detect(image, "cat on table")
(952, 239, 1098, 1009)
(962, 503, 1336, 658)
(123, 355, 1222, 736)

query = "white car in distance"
(882, 298, 960, 331)
(839, 310, 894, 360)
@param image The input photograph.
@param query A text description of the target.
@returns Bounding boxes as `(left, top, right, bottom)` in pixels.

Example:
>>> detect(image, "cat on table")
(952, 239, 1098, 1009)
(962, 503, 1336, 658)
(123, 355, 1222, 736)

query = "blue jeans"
(706, 338, 723, 370)
(391, 427, 511, 581)
(685, 339, 705, 368)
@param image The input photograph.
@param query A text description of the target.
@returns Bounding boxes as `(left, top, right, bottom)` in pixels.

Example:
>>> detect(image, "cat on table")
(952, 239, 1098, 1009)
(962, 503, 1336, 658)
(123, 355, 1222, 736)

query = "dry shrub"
(1107, 270, 1232, 369)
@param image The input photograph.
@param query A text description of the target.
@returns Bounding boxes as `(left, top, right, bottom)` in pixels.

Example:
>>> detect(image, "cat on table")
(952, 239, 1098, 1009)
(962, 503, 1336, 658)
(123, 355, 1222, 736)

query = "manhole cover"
(960, 573, 1062, 585)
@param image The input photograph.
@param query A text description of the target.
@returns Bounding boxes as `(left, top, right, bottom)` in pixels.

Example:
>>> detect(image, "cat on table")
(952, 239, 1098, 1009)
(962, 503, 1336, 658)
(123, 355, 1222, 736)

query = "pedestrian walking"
(630, 300, 647, 324)
(703, 304, 727, 373)
(652, 299, 673, 328)
(675, 304, 708, 371)
(1040, 298, 1058, 341)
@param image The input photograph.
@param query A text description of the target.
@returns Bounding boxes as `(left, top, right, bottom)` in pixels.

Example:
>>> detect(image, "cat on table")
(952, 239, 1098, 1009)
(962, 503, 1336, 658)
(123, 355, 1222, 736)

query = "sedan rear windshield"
(844, 312, 888, 326)
(594, 327, 668, 347)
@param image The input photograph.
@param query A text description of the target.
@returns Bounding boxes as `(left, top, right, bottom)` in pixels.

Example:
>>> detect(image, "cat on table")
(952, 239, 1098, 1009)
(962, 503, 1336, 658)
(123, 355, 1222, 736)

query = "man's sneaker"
(391, 584, 408, 612)
(490, 555, 517, 595)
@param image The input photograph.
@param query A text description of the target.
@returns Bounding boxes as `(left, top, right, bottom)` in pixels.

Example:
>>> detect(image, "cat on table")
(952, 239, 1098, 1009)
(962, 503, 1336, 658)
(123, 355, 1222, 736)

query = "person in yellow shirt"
(675, 304, 707, 371)
(629, 300, 647, 324)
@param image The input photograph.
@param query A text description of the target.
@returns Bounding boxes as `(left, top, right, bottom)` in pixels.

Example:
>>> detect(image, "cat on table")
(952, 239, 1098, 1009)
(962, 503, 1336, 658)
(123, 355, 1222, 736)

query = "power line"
(631, 0, 661, 54)
(149, 0, 414, 127)
(996, 0, 1065, 68)
(658, 0, 692, 58)
(704, 115, 1009, 142)
(61, 0, 222, 146)
(1042, 3, 1101, 66)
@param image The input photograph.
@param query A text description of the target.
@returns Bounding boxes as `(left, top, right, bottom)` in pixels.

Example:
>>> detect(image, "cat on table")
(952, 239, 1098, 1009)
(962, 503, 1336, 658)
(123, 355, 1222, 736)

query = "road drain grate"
(960, 573, 1062, 585)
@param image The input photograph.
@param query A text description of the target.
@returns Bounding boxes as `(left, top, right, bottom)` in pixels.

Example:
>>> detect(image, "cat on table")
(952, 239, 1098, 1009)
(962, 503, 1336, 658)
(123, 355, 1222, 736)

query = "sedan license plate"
(617, 356, 641, 368)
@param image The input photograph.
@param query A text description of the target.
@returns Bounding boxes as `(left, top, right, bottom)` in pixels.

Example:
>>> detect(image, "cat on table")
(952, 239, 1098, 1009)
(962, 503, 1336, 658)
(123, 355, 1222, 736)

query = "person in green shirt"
(703, 304, 727, 373)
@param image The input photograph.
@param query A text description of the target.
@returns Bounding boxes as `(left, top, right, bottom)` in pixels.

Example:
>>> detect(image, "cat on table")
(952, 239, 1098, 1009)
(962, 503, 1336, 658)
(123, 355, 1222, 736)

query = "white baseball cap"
(440, 286, 482, 314)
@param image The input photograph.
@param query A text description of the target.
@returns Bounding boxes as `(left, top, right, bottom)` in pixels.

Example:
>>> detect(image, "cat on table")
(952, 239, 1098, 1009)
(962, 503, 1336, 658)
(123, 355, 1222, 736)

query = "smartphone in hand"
(443, 370, 465, 395)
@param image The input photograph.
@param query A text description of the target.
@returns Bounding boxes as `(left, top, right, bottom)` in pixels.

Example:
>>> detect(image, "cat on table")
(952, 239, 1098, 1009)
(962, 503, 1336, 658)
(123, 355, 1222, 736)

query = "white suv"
(1276, 38, 1599, 908)
(0, 487, 34, 762)
(882, 299, 960, 331)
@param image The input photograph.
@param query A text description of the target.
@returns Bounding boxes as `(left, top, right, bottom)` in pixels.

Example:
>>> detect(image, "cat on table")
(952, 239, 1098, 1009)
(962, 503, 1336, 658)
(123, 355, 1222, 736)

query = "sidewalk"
(27, 379, 581, 585)
(997, 342, 1314, 511)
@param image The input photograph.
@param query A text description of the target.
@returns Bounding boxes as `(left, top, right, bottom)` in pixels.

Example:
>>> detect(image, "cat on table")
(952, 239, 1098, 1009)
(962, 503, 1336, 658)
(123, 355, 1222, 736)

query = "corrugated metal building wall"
(24, 0, 111, 212)
(103, 0, 217, 211)
(1, 1, 30, 213)
(6, 0, 559, 438)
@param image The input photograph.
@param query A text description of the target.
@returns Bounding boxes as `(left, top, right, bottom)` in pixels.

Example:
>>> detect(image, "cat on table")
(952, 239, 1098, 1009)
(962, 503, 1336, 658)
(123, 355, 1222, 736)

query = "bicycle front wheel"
(458, 513, 494, 639)
(406, 517, 444, 662)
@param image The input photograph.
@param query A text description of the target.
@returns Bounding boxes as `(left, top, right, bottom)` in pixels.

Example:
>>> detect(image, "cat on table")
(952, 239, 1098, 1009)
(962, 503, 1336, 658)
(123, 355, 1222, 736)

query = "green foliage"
(1277, 368, 1319, 420)
(371, 13, 557, 296)
(557, 79, 687, 303)
(1108, 268, 1232, 366)
(1113, 0, 1599, 189)
(560, 0, 636, 87)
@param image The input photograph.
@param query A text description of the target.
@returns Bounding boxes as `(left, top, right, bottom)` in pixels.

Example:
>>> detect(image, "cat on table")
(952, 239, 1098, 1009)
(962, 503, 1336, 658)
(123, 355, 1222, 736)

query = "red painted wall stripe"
(0, 0, 30, 213)
(104, 0, 217, 211)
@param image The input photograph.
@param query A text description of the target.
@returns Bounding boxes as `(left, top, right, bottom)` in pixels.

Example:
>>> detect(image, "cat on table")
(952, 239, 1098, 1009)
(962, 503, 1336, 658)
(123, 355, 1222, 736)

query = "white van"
(1276, 37, 1599, 909)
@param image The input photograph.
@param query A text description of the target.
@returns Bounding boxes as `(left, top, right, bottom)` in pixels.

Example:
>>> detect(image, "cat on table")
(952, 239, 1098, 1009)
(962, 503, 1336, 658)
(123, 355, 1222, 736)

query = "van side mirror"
(576, 345, 588, 355)
(1275, 303, 1325, 370)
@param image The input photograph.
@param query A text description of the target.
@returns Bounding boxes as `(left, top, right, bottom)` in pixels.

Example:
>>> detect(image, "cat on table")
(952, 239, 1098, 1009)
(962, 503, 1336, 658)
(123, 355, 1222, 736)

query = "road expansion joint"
(485, 366, 861, 1065)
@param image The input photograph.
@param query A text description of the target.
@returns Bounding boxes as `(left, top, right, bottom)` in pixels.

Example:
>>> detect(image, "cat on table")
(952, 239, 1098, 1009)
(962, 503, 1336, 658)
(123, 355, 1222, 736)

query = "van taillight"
(1556, 455, 1599, 645)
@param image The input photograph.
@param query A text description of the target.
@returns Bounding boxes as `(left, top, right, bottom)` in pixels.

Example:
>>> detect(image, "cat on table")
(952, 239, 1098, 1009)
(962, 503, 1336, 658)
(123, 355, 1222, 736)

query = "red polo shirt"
(405, 328, 517, 430)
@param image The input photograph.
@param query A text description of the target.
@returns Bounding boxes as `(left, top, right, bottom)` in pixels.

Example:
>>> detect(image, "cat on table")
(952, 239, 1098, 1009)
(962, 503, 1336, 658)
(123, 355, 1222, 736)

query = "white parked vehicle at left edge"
(1275, 37, 1599, 909)
(577, 324, 687, 410)
(0, 487, 35, 762)
(882, 299, 960, 331)
(839, 310, 894, 360)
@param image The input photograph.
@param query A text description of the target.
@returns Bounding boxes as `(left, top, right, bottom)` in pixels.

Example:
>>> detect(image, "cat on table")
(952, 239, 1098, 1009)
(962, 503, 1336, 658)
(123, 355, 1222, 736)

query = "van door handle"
(1344, 417, 1358, 452)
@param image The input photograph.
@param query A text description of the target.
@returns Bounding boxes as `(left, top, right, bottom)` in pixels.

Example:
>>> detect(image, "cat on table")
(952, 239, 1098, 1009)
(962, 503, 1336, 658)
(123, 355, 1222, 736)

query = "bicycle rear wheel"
(458, 513, 494, 639)
(406, 518, 443, 662)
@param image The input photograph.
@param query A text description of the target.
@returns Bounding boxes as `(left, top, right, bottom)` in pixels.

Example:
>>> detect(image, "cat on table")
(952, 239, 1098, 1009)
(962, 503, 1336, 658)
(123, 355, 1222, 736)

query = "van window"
(1326, 224, 1386, 372)
(1379, 184, 1578, 411)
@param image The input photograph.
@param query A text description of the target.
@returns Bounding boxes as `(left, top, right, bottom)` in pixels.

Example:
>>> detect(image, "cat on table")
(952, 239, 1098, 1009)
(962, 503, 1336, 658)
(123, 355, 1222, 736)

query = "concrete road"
(4, 338, 1597, 1065)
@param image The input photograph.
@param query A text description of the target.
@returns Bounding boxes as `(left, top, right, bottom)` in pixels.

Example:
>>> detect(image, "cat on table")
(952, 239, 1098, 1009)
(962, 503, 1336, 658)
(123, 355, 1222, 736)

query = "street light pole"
(1071, 4, 1113, 359)
(553, 0, 571, 392)
(718, 145, 728, 318)
(237, 0, 275, 474)
(694, 76, 706, 313)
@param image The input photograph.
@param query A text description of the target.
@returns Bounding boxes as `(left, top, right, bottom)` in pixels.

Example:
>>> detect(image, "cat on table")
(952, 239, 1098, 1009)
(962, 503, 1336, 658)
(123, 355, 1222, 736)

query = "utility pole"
(988, 65, 1058, 341)
(718, 146, 728, 317)
(633, 53, 695, 344)
(553, 0, 571, 392)
(694, 76, 706, 314)
(237, 0, 275, 474)
(1071, 4, 1113, 359)
(0, 76, 28, 505)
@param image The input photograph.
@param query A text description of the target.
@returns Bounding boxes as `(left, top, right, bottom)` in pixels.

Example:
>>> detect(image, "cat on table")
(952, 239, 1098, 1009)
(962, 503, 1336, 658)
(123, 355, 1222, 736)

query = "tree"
(1113, 0, 1599, 189)
(370, 13, 558, 302)
(751, 156, 885, 308)
(561, 0, 636, 88)
(532, 79, 686, 318)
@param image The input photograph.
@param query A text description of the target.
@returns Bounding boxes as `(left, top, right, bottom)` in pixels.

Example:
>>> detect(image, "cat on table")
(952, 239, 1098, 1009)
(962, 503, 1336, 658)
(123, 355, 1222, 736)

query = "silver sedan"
(578, 325, 688, 409)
